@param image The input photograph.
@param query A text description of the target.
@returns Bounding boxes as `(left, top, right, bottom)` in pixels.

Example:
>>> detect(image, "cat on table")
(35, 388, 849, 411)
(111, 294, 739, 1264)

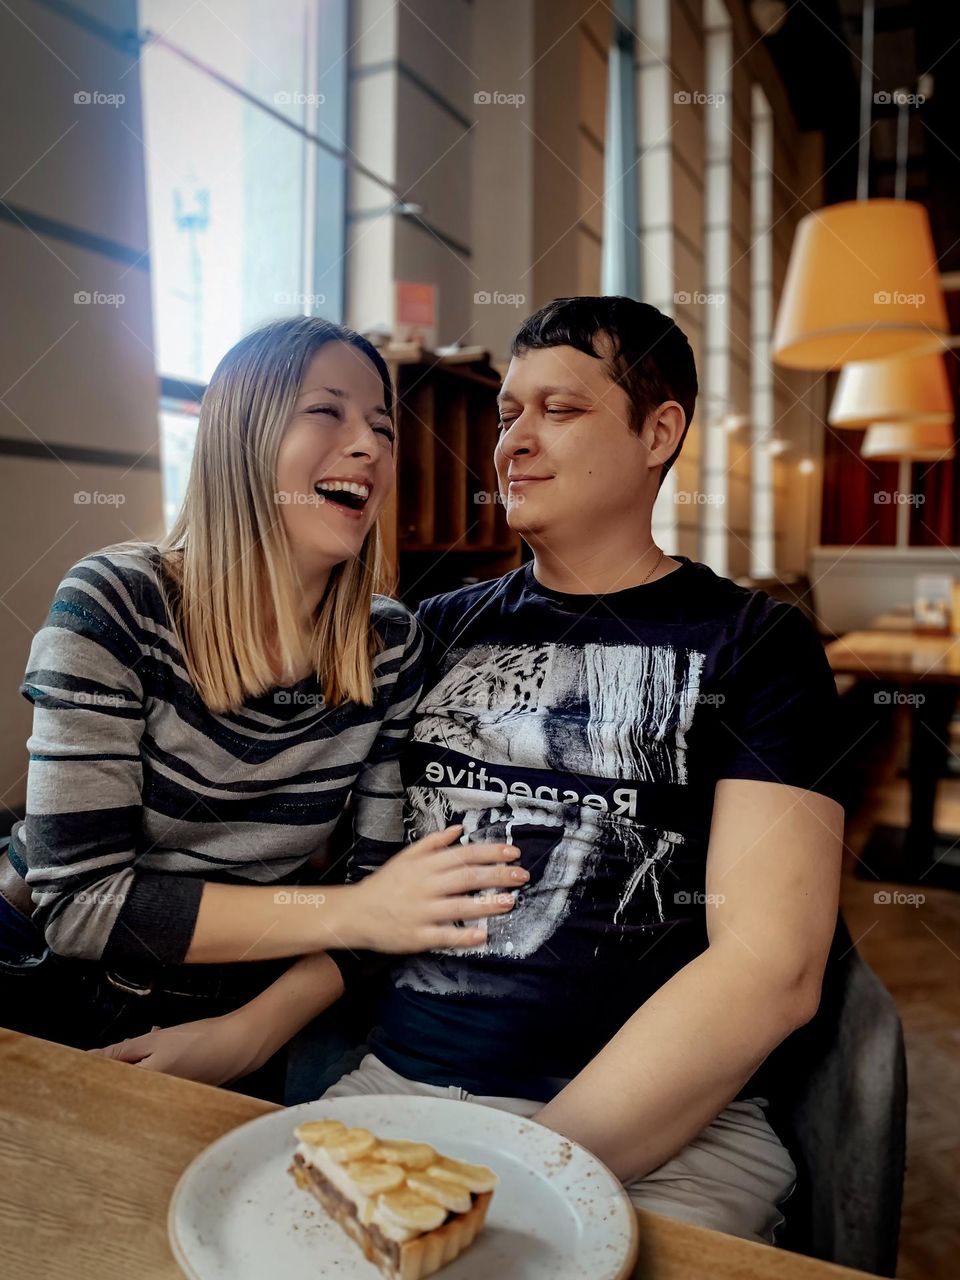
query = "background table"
(0, 1029, 879, 1280)
(825, 627, 960, 890)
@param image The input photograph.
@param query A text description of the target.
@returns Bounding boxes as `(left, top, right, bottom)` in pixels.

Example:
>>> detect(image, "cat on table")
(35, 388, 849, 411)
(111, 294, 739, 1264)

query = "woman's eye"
(307, 405, 339, 418)
(374, 425, 396, 443)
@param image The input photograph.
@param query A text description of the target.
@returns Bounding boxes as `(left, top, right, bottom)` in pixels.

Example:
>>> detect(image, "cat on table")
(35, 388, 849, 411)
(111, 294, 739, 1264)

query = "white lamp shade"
(772, 200, 949, 369)
(860, 421, 956, 461)
(829, 353, 954, 428)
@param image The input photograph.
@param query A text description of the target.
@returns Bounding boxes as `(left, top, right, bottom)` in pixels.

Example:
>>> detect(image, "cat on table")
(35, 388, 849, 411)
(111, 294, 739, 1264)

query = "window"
(139, 0, 348, 523)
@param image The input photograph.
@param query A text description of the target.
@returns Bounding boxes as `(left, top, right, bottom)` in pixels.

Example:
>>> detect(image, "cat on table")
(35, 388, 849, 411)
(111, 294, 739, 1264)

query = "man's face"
(494, 344, 660, 547)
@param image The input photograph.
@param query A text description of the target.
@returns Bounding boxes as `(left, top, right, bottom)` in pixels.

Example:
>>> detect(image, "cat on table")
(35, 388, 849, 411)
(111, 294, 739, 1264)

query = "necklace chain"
(639, 546, 665, 585)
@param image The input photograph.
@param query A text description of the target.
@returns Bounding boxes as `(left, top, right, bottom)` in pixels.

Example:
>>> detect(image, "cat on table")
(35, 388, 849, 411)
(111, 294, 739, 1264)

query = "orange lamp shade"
(829, 353, 954, 428)
(860, 421, 955, 461)
(772, 199, 949, 369)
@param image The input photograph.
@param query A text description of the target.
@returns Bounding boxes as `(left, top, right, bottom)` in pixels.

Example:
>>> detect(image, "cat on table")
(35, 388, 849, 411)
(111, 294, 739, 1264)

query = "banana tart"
(289, 1118, 498, 1280)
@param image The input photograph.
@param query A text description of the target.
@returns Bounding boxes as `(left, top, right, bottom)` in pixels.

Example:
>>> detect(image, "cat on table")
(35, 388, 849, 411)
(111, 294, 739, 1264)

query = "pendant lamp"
(861, 421, 955, 461)
(829, 352, 954, 427)
(771, 0, 948, 369)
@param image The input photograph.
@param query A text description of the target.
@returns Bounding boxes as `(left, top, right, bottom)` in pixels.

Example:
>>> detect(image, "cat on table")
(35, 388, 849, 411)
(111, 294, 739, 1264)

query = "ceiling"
(759, 0, 960, 276)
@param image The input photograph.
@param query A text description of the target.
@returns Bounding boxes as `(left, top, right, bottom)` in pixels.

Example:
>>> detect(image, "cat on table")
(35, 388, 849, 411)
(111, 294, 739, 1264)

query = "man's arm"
(534, 777, 843, 1182)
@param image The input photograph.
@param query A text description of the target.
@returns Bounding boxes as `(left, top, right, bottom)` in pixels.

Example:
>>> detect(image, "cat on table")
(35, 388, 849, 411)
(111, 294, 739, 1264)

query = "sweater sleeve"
(325, 606, 423, 989)
(14, 556, 203, 964)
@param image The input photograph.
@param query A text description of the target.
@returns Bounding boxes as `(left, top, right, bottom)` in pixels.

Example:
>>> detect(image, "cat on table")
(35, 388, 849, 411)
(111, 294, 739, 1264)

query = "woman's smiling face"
(275, 341, 395, 593)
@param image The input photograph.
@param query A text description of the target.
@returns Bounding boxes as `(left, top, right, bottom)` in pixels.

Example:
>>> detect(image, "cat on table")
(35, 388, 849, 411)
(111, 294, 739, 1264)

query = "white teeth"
(316, 479, 371, 499)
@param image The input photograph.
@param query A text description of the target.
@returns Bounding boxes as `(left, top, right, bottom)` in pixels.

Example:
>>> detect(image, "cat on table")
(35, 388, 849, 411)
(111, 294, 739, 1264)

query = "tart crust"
(290, 1155, 493, 1280)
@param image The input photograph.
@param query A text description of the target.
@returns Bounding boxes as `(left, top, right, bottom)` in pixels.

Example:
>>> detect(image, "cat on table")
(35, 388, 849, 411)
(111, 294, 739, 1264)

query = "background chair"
(769, 913, 907, 1276)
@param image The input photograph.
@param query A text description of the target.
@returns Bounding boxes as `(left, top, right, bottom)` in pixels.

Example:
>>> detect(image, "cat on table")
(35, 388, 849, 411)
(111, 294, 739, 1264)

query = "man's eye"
(546, 406, 577, 415)
(497, 418, 515, 431)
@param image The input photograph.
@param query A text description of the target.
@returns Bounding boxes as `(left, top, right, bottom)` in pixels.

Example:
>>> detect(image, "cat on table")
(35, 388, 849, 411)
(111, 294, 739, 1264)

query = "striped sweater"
(10, 549, 423, 966)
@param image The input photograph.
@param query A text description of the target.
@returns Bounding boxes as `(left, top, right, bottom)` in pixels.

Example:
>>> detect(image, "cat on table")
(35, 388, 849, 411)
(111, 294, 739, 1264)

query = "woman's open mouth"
(313, 479, 371, 519)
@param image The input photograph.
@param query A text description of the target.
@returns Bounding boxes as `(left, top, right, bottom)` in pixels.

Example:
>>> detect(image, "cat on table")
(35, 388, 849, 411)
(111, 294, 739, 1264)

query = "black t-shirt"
(368, 557, 842, 1100)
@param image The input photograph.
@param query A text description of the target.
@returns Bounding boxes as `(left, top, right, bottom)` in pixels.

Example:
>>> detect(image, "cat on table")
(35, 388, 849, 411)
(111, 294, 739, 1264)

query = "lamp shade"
(829, 353, 954, 428)
(772, 199, 949, 369)
(861, 421, 955, 461)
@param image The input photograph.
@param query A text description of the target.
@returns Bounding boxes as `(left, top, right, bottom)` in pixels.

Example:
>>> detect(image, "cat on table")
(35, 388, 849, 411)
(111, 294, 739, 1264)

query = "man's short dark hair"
(510, 296, 698, 480)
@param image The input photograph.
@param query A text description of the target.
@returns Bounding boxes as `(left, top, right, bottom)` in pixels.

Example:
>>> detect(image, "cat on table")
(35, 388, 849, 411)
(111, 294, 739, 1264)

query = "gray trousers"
(321, 1052, 797, 1246)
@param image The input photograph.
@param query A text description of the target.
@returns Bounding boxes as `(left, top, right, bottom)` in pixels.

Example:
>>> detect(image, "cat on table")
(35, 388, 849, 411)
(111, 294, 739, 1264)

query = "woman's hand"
(89, 1008, 272, 1087)
(350, 824, 528, 953)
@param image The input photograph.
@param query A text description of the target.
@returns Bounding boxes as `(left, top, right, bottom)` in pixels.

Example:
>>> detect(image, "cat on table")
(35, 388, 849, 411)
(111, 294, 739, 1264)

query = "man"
(321, 296, 844, 1244)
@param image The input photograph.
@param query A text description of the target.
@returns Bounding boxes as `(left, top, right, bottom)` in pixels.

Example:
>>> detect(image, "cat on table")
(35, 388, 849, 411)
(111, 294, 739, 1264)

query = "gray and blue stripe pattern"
(11, 550, 422, 966)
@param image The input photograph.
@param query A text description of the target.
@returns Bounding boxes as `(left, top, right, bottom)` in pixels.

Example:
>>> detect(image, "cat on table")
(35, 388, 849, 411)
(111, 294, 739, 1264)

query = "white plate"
(169, 1093, 638, 1280)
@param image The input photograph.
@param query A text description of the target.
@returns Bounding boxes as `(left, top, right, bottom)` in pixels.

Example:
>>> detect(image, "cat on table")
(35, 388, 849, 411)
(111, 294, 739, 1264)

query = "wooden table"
(825, 627, 960, 889)
(1, 1029, 878, 1280)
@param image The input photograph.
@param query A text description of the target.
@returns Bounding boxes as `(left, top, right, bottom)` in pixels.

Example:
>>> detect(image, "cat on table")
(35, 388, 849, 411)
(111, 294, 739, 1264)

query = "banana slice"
(375, 1188, 447, 1233)
(324, 1127, 377, 1162)
(342, 1159, 406, 1197)
(405, 1171, 472, 1214)
(426, 1156, 498, 1194)
(372, 1139, 437, 1170)
(294, 1119, 347, 1146)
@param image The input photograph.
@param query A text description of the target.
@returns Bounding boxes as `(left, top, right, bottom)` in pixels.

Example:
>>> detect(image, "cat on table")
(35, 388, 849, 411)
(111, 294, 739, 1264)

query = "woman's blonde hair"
(158, 316, 393, 714)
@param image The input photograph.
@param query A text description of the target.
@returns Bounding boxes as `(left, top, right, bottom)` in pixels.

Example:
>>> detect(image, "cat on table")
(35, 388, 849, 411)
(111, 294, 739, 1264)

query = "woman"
(0, 317, 524, 1088)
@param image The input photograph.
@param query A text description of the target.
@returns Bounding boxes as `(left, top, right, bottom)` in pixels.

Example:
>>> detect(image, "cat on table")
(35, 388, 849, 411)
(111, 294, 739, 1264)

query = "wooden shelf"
(380, 347, 521, 604)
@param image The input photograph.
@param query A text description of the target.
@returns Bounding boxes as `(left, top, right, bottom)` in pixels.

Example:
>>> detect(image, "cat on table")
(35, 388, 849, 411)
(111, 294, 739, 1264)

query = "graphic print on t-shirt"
(398, 640, 706, 998)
